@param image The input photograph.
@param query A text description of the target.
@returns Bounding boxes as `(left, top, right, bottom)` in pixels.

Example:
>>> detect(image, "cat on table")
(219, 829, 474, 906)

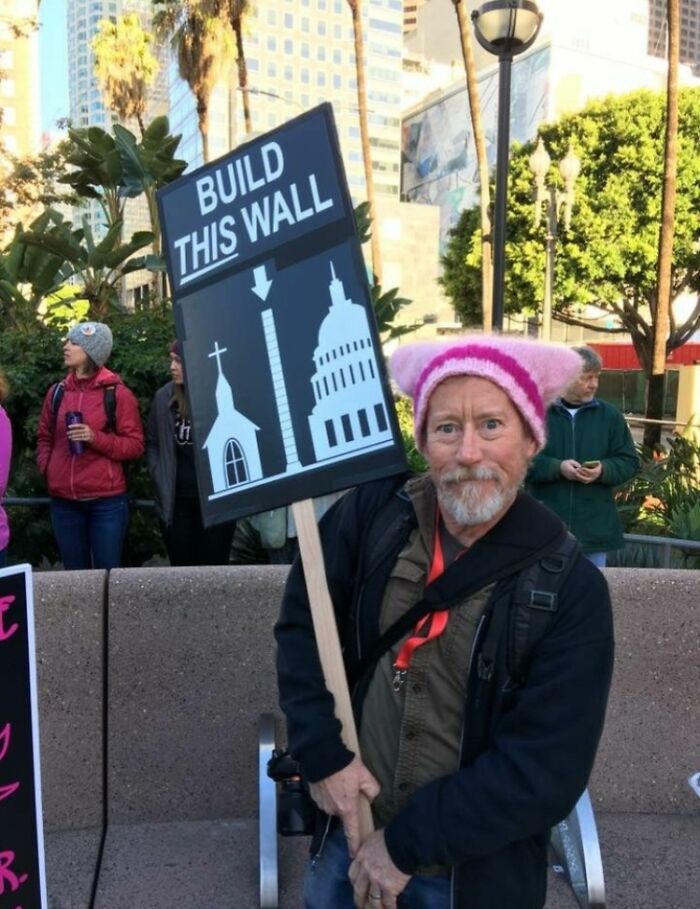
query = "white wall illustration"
(203, 342, 263, 493)
(308, 264, 392, 460)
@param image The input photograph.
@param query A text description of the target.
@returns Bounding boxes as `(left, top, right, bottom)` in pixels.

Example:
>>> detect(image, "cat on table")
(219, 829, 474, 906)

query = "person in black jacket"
(146, 341, 235, 566)
(274, 334, 614, 909)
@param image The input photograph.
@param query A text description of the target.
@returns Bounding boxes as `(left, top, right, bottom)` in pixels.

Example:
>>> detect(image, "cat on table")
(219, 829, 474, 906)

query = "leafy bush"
(1, 307, 175, 567)
(394, 394, 427, 474)
(615, 434, 700, 540)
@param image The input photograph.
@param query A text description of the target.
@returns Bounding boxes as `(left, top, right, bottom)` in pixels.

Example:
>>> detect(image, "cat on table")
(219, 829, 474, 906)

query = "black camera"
(267, 748, 316, 837)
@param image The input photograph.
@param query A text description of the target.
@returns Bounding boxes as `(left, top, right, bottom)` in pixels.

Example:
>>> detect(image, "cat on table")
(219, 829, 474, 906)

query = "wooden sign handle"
(292, 498, 374, 841)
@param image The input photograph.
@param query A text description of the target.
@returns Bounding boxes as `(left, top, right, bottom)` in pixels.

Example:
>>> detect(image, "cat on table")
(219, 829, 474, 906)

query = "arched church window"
(224, 439, 248, 487)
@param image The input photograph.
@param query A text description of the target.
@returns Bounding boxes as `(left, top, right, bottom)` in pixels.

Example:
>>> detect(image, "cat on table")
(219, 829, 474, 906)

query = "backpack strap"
(508, 531, 581, 684)
(50, 382, 65, 416)
(51, 382, 118, 434)
(102, 385, 117, 433)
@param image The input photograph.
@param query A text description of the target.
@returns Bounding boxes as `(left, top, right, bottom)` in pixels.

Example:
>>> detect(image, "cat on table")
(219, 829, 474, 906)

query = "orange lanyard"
(392, 517, 465, 691)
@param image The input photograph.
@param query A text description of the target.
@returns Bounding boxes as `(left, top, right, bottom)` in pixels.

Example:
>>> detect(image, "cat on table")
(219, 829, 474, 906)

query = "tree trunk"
(234, 21, 252, 136)
(453, 0, 492, 332)
(228, 62, 238, 150)
(347, 0, 382, 285)
(644, 0, 679, 450)
(197, 96, 210, 163)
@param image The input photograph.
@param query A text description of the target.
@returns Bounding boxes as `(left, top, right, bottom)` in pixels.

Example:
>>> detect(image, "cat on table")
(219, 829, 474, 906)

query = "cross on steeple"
(208, 341, 228, 375)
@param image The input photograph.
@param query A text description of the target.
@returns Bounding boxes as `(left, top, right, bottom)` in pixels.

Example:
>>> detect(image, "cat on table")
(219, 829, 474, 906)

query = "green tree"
(92, 12, 160, 135)
(19, 208, 155, 318)
(114, 116, 187, 271)
(439, 207, 482, 327)
(59, 125, 133, 238)
(441, 88, 700, 369)
(154, 0, 235, 162)
(0, 210, 81, 330)
(0, 141, 78, 240)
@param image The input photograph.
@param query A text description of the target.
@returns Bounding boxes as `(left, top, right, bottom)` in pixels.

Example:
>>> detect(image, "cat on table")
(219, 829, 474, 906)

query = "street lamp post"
(471, 0, 543, 331)
(528, 138, 581, 341)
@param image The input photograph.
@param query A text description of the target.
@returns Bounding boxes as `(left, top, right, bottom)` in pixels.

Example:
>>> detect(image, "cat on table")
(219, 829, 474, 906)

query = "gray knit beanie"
(67, 322, 113, 367)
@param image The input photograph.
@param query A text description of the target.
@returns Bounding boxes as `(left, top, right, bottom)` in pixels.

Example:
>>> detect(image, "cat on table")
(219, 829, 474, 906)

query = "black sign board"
(158, 104, 406, 525)
(0, 565, 47, 909)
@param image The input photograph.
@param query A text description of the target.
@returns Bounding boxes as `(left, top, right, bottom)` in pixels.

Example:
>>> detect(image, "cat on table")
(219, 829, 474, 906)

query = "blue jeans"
(50, 494, 129, 570)
(586, 552, 607, 568)
(304, 827, 451, 909)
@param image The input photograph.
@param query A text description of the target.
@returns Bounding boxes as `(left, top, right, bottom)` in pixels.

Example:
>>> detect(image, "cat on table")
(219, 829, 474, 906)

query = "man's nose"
(456, 427, 481, 464)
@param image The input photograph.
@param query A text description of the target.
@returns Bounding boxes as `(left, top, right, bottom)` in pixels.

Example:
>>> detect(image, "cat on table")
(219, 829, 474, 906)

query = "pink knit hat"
(389, 335, 583, 451)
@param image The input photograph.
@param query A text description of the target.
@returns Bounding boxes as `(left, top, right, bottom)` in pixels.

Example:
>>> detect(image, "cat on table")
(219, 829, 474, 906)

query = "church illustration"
(307, 263, 392, 460)
(203, 342, 263, 494)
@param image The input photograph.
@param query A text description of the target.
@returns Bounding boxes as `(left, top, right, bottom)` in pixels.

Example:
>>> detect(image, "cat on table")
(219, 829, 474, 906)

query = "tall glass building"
(66, 0, 168, 241)
(167, 0, 404, 201)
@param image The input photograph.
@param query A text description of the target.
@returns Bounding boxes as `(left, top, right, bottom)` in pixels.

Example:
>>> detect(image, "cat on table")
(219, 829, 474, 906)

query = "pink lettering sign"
(0, 782, 20, 802)
(0, 850, 28, 895)
(0, 595, 18, 642)
(0, 723, 10, 761)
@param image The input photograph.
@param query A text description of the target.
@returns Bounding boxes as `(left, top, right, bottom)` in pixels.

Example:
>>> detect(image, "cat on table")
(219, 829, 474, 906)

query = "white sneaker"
(689, 772, 700, 798)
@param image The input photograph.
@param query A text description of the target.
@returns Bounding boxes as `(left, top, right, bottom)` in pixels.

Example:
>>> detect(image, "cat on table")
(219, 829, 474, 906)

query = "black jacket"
(274, 475, 614, 909)
(146, 382, 177, 525)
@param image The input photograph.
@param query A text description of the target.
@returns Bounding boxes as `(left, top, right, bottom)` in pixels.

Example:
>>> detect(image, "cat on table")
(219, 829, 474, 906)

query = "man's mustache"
(441, 467, 501, 484)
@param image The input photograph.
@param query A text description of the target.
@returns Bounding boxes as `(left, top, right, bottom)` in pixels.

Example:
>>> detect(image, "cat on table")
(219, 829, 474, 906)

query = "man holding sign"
(275, 335, 614, 909)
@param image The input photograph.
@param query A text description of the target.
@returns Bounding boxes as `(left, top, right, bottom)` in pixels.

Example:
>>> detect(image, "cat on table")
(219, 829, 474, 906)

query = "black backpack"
(352, 480, 581, 688)
(49, 381, 118, 434)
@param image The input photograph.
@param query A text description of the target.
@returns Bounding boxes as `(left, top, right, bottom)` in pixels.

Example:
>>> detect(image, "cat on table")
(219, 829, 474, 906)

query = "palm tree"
(92, 13, 160, 135)
(645, 0, 680, 450)
(453, 0, 492, 332)
(225, 0, 252, 137)
(346, 0, 382, 285)
(154, 0, 234, 163)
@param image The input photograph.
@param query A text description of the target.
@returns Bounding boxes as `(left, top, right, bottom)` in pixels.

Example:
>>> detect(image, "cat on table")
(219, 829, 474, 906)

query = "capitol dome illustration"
(307, 263, 392, 461)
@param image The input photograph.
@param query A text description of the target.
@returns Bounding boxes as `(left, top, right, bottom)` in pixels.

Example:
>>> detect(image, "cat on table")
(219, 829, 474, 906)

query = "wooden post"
(292, 498, 374, 840)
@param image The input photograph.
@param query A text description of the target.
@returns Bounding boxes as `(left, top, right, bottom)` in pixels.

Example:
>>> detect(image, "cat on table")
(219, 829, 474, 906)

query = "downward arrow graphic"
(252, 264, 273, 302)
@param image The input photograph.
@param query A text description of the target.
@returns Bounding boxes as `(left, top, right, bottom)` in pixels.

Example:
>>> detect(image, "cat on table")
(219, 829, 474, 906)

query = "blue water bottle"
(65, 411, 84, 456)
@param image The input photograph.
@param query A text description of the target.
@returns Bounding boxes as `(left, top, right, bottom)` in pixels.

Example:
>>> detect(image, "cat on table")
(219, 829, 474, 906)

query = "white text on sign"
(174, 141, 336, 287)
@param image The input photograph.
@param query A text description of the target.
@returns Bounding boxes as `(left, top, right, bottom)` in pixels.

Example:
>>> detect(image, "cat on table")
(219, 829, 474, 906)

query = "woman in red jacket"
(37, 322, 145, 569)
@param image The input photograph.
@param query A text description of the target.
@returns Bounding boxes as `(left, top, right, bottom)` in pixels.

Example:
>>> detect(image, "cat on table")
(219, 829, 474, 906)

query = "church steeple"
(208, 341, 235, 415)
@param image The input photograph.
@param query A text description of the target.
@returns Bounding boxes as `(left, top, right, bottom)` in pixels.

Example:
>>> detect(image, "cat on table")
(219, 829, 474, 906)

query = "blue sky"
(39, 0, 69, 134)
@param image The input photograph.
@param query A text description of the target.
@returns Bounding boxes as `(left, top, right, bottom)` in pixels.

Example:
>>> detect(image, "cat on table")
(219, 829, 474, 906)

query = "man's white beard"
(435, 466, 521, 527)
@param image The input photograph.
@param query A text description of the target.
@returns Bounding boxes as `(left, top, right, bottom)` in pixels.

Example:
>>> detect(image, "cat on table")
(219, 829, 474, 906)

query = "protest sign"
(158, 103, 407, 526)
(159, 105, 409, 842)
(0, 565, 47, 909)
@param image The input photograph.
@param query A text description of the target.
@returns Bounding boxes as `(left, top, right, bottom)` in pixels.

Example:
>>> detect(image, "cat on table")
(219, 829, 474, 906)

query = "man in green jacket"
(526, 346, 639, 566)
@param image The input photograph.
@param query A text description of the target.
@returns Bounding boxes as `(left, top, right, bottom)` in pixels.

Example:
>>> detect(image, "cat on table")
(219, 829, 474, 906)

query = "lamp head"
(559, 145, 582, 191)
(471, 0, 543, 57)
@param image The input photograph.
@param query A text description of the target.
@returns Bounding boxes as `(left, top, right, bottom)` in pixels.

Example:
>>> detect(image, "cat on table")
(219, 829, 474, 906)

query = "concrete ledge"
(93, 819, 307, 909)
(44, 827, 102, 909)
(31, 566, 700, 908)
(34, 570, 106, 833)
(591, 569, 700, 814)
(106, 566, 288, 825)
